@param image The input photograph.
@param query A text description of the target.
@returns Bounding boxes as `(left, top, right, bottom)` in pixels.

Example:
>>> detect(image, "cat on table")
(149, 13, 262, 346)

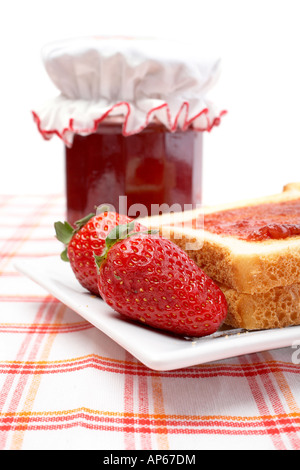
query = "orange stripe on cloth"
(1, 355, 299, 378)
(0, 409, 299, 434)
(9, 302, 66, 450)
(151, 374, 170, 450)
(0, 353, 144, 373)
(0, 321, 92, 334)
(1, 408, 299, 424)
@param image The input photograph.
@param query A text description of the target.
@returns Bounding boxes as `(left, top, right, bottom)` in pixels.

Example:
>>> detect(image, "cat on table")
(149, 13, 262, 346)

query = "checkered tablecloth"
(0, 194, 299, 450)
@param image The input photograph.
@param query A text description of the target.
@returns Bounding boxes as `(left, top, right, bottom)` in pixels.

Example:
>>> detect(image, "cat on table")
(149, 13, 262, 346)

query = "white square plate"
(15, 256, 300, 371)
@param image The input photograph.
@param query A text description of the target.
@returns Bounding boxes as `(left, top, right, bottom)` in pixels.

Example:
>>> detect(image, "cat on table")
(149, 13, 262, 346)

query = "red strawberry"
(54, 208, 146, 296)
(95, 224, 228, 337)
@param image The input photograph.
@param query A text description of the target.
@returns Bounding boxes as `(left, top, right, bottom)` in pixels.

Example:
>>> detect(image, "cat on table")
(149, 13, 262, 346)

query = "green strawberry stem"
(94, 222, 158, 270)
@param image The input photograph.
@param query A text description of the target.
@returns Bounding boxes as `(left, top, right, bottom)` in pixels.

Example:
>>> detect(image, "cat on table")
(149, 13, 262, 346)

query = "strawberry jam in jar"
(33, 37, 224, 224)
(65, 119, 203, 224)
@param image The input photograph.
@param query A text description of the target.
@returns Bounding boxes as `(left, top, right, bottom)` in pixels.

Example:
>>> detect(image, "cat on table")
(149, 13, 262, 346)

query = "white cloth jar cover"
(32, 36, 226, 147)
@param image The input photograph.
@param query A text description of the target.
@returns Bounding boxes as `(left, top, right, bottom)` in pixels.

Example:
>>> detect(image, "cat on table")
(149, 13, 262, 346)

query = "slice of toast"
(220, 283, 300, 330)
(141, 183, 300, 295)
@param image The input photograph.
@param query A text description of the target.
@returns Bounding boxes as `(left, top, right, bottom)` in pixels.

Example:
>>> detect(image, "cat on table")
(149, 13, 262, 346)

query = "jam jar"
(32, 37, 224, 225)
(65, 118, 203, 224)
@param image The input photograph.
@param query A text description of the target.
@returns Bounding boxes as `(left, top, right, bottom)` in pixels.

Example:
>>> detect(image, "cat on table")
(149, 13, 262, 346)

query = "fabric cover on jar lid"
(32, 36, 226, 147)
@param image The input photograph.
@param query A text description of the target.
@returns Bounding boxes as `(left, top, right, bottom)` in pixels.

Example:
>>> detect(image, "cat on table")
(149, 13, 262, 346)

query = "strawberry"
(95, 223, 228, 337)
(54, 208, 146, 296)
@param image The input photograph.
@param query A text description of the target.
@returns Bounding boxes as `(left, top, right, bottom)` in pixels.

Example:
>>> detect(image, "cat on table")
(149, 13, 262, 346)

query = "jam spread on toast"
(203, 198, 300, 241)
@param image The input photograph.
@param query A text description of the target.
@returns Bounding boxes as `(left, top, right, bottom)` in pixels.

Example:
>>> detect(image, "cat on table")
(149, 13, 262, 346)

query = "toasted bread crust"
(164, 232, 300, 294)
(221, 283, 300, 330)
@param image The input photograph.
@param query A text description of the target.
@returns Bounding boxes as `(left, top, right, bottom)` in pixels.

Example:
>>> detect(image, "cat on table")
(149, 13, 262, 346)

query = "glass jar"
(33, 37, 224, 224)
(65, 119, 203, 225)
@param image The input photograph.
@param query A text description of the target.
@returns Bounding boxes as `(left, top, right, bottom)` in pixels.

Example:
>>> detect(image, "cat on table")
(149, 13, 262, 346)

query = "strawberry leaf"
(54, 221, 74, 245)
(60, 247, 69, 262)
(105, 221, 135, 249)
(94, 221, 135, 269)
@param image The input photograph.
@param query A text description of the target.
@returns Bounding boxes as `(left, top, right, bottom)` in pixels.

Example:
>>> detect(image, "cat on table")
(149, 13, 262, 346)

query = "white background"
(1, 0, 300, 205)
